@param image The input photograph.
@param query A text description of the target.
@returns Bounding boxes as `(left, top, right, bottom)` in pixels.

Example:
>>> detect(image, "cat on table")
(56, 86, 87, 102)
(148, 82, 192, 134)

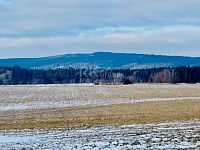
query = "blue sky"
(0, 0, 200, 58)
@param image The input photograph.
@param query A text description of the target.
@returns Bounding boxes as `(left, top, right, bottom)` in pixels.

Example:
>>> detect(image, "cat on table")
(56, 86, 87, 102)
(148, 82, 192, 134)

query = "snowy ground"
(1, 96, 200, 111)
(0, 84, 199, 149)
(0, 84, 200, 111)
(0, 120, 199, 150)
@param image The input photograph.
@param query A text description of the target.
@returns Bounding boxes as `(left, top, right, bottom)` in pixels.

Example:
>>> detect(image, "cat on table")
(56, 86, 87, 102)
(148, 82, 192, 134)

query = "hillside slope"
(0, 52, 200, 69)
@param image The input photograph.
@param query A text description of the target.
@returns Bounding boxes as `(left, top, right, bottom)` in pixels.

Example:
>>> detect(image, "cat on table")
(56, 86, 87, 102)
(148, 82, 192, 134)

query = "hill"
(0, 52, 200, 69)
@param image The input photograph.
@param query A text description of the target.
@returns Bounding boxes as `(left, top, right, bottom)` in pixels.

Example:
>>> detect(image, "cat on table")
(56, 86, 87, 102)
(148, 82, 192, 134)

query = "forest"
(0, 65, 200, 85)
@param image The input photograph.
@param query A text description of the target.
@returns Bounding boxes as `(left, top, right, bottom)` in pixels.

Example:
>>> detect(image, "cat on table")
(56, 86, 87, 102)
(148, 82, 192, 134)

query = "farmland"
(0, 84, 200, 149)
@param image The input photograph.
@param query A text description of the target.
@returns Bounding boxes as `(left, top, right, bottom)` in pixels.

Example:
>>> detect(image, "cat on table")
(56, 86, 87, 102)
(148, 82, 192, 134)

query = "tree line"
(0, 65, 200, 85)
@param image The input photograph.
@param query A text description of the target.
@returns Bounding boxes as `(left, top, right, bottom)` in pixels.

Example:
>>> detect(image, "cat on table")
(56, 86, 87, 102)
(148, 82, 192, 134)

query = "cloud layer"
(0, 0, 200, 57)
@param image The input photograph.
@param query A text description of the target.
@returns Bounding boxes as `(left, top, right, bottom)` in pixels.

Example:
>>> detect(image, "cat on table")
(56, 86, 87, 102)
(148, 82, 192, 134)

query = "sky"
(0, 0, 200, 58)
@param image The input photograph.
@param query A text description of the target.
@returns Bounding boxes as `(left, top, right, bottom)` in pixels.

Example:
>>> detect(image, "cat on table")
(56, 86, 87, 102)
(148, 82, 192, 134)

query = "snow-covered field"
(1, 96, 200, 111)
(0, 84, 200, 111)
(0, 84, 200, 149)
(0, 121, 199, 150)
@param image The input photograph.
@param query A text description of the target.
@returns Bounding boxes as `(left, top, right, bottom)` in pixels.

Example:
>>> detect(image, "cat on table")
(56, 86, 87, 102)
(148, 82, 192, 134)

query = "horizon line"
(0, 51, 199, 59)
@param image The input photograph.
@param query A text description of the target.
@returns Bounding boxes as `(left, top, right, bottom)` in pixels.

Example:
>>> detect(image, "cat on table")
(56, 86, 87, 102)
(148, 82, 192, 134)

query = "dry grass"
(0, 99, 199, 130)
(0, 84, 200, 130)
(1, 84, 200, 104)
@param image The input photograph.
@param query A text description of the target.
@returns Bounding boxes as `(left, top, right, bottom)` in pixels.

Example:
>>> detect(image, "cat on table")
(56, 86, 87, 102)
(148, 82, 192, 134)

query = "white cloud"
(0, 0, 200, 57)
(1, 25, 200, 57)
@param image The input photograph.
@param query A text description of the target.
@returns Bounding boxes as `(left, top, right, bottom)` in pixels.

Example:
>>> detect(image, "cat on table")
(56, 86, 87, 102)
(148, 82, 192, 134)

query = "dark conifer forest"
(0, 66, 200, 85)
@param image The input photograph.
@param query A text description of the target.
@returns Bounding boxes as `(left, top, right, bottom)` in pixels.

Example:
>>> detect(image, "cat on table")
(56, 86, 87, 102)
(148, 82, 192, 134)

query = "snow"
(0, 84, 200, 111)
(0, 84, 199, 149)
(0, 96, 200, 111)
(0, 135, 37, 143)
(0, 120, 199, 149)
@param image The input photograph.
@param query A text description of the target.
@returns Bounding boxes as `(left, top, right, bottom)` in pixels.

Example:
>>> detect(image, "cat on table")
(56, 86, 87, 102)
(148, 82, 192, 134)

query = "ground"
(0, 84, 199, 149)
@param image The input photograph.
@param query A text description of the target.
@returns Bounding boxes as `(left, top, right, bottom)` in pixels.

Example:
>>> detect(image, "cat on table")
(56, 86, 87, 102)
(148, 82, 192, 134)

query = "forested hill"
(0, 66, 200, 85)
(0, 52, 200, 69)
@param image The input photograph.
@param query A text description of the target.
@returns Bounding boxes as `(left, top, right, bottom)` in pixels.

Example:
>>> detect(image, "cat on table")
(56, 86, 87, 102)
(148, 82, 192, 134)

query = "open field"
(0, 83, 200, 111)
(0, 84, 200, 129)
(0, 84, 200, 149)
(0, 121, 199, 149)
(0, 99, 200, 130)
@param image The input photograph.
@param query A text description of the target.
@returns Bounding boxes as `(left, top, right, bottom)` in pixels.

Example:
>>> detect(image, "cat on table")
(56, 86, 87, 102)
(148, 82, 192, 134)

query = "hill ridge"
(0, 52, 200, 69)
